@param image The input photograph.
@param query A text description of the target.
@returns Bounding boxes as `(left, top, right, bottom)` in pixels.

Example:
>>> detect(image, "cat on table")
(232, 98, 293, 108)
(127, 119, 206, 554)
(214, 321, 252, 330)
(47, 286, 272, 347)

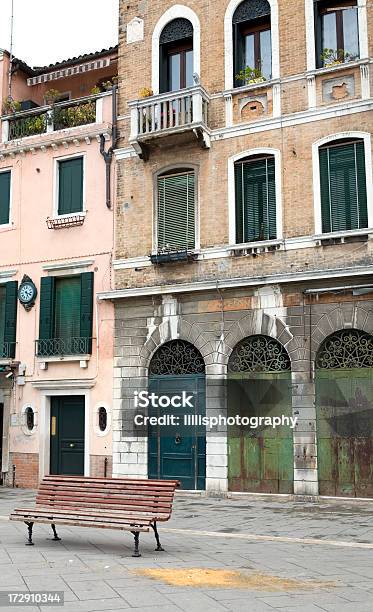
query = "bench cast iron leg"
(51, 524, 61, 541)
(130, 531, 141, 557)
(151, 522, 164, 551)
(25, 522, 34, 546)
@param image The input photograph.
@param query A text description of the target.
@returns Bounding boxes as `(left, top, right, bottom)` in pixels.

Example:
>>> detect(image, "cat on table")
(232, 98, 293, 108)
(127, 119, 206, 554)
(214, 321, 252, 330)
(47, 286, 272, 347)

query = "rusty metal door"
(228, 372, 294, 493)
(316, 369, 373, 497)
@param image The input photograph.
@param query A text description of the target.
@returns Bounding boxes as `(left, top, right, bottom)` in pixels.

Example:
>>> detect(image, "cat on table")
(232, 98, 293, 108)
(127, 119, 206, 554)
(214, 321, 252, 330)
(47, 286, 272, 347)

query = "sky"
(0, 0, 119, 67)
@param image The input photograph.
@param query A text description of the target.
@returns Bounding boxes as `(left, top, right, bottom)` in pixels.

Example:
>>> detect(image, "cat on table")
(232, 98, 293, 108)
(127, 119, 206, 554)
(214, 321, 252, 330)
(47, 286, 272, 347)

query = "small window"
(58, 157, 83, 216)
(319, 139, 368, 233)
(159, 18, 194, 93)
(25, 407, 35, 431)
(0, 171, 11, 225)
(157, 169, 196, 251)
(233, 0, 272, 86)
(316, 1, 359, 67)
(235, 155, 277, 243)
(98, 407, 108, 432)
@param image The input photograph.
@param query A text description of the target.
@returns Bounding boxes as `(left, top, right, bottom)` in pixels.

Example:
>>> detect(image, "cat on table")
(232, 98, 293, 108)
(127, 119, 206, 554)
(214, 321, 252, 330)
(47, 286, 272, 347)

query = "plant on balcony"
(321, 48, 357, 68)
(139, 87, 153, 98)
(2, 98, 22, 115)
(52, 101, 96, 129)
(90, 86, 101, 95)
(102, 76, 118, 91)
(235, 66, 266, 86)
(44, 89, 62, 104)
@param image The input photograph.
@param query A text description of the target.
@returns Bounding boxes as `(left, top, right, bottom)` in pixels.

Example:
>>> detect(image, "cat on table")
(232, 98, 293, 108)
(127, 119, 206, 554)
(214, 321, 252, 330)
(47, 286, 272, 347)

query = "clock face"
(19, 283, 36, 304)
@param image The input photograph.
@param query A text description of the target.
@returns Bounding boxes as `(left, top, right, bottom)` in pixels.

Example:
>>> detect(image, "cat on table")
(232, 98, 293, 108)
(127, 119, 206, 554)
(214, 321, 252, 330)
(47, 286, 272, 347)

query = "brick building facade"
(99, 0, 373, 496)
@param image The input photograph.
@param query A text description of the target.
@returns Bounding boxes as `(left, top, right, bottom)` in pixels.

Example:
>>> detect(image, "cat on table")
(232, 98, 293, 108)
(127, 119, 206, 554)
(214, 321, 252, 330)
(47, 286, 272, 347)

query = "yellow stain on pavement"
(133, 568, 336, 591)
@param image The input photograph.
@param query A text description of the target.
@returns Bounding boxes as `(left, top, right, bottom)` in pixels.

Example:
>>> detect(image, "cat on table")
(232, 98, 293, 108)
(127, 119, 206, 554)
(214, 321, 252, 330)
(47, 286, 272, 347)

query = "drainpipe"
(100, 85, 119, 209)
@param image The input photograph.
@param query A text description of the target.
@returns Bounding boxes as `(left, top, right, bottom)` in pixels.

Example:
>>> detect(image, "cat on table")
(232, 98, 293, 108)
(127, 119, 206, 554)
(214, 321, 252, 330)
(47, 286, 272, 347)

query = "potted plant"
(2, 98, 21, 115)
(139, 87, 153, 98)
(235, 66, 267, 86)
(44, 89, 61, 105)
(90, 86, 101, 95)
(321, 48, 357, 68)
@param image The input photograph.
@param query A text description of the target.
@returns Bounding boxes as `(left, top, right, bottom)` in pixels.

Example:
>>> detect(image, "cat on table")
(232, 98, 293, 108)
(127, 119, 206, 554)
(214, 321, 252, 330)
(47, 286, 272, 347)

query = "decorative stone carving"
(322, 74, 355, 103)
(233, 0, 271, 24)
(160, 18, 193, 45)
(316, 330, 373, 370)
(239, 94, 268, 121)
(127, 17, 144, 44)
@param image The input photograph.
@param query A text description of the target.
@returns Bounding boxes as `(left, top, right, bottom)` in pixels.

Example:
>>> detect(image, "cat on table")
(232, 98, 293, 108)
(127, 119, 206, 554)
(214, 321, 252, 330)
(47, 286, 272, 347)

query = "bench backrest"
(36, 476, 180, 521)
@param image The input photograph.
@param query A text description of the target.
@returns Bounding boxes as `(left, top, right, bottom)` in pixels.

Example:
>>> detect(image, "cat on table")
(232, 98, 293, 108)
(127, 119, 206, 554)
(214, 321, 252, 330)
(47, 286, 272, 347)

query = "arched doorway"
(227, 335, 293, 493)
(148, 340, 206, 490)
(316, 329, 373, 497)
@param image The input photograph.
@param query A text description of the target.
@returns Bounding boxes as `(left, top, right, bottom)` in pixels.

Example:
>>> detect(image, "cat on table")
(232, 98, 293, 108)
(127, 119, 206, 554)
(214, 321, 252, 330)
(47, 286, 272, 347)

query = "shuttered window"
(235, 156, 277, 243)
(319, 141, 368, 233)
(38, 273, 93, 355)
(0, 282, 18, 358)
(157, 170, 195, 250)
(58, 157, 83, 215)
(0, 171, 11, 225)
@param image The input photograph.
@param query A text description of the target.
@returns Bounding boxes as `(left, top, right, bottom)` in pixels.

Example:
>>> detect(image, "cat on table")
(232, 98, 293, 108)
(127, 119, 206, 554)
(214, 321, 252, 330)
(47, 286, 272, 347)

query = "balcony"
(129, 85, 211, 159)
(1, 94, 106, 143)
(36, 337, 92, 358)
(0, 342, 16, 360)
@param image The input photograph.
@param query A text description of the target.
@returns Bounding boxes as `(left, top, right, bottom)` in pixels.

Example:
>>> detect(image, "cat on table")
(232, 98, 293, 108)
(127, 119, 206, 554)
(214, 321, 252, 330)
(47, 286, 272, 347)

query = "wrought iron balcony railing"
(2, 94, 102, 142)
(129, 85, 210, 150)
(36, 337, 92, 358)
(0, 342, 16, 359)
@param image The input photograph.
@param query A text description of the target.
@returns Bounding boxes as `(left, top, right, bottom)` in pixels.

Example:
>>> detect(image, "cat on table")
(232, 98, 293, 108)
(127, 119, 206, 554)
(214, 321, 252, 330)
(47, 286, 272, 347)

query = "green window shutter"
(54, 277, 81, 342)
(39, 277, 55, 340)
(58, 157, 83, 215)
(320, 141, 368, 233)
(4, 281, 18, 358)
(80, 272, 94, 354)
(0, 171, 11, 225)
(157, 171, 195, 251)
(0, 286, 5, 349)
(235, 157, 277, 242)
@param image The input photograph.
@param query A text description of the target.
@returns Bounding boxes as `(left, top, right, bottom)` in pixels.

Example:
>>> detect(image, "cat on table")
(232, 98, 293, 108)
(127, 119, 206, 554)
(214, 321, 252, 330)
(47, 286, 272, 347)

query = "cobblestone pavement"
(0, 488, 373, 611)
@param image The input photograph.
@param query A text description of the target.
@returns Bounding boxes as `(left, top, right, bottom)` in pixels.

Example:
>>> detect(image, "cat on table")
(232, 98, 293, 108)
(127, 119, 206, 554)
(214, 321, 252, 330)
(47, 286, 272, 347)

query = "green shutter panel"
(235, 163, 244, 243)
(157, 172, 195, 251)
(58, 157, 83, 215)
(233, 24, 245, 87)
(4, 281, 18, 358)
(355, 141, 368, 229)
(319, 148, 331, 233)
(238, 158, 277, 242)
(80, 272, 94, 354)
(54, 277, 81, 342)
(39, 277, 55, 341)
(0, 171, 11, 225)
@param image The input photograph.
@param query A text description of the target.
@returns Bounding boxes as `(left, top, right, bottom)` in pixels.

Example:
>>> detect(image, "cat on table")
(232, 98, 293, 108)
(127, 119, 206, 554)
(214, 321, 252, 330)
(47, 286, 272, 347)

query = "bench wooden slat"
(10, 515, 151, 532)
(13, 507, 170, 521)
(11, 510, 153, 527)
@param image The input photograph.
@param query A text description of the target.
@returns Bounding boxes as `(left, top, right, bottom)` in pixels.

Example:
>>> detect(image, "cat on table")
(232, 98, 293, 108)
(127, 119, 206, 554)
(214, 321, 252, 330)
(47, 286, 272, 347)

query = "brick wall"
(7, 453, 39, 489)
(90, 455, 113, 478)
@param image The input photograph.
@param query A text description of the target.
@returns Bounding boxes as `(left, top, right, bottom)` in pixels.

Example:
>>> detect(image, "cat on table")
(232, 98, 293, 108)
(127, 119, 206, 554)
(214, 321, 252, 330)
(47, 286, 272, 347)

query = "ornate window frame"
(316, 329, 373, 369)
(305, 0, 368, 72)
(149, 340, 206, 375)
(312, 131, 373, 235)
(224, 0, 280, 90)
(152, 5, 201, 95)
(228, 335, 291, 373)
(228, 148, 283, 245)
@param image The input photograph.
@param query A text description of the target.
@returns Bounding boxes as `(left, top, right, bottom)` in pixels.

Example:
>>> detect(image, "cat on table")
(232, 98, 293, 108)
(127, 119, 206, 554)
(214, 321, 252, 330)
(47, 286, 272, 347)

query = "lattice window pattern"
(228, 335, 291, 373)
(149, 340, 205, 375)
(160, 18, 194, 45)
(316, 329, 373, 369)
(233, 0, 271, 24)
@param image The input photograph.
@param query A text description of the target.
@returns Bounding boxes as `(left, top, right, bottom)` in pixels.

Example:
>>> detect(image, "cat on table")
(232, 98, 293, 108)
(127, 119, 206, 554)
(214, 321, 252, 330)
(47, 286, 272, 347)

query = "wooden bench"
(10, 476, 180, 557)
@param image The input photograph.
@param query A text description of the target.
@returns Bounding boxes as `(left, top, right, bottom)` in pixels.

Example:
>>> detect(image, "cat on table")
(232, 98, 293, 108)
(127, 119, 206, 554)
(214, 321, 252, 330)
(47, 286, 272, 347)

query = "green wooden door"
(148, 375, 206, 490)
(316, 369, 373, 497)
(50, 396, 85, 476)
(228, 372, 294, 493)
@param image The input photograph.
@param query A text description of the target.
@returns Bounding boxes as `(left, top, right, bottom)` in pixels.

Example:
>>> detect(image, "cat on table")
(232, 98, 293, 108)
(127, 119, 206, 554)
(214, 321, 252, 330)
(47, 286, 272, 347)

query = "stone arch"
(310, 304, 373, 361)
(149, 340, 205, 375)
(316, 328, 373, 370)
(228, 334, 291, 372)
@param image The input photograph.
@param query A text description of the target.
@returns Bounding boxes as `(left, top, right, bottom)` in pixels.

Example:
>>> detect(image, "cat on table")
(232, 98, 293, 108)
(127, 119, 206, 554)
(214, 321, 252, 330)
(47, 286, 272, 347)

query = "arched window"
(159, 18, 194, 93)
(228, 335, 291, 372)
(315, 0, 359, 68)
(319, 138, 367, 233)
(233, 0, 272, 86)
(316, 329, 373, 369)
(149, 340, 205, 375)
(235, 153, 277, 242)
(156, 168, 196, 252)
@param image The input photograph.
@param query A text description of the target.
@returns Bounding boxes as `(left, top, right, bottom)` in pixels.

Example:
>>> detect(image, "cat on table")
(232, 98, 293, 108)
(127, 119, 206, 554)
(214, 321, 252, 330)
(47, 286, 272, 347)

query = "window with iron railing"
(0, 282, 17, 360)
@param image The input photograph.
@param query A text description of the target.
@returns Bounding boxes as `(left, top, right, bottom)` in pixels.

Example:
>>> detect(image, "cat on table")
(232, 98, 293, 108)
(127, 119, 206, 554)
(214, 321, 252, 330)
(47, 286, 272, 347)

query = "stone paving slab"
(1, 489, 373, 611)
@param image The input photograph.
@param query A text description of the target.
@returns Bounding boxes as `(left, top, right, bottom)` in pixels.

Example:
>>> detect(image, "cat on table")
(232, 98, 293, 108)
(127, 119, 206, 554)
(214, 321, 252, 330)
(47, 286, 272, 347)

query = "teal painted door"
(50, 396, 85, 475)
(148, 375, 206, 490)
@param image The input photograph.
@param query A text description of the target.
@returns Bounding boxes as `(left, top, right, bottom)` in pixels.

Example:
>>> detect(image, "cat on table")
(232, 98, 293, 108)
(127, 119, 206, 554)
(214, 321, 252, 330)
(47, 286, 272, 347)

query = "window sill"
(307, 58, 368, 78)
(37, 354, 90, 363)
(0, 223, 15, 232)
(225, 78, 280, 97)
